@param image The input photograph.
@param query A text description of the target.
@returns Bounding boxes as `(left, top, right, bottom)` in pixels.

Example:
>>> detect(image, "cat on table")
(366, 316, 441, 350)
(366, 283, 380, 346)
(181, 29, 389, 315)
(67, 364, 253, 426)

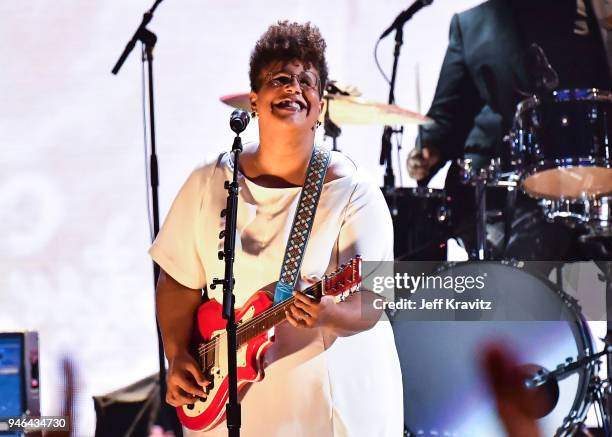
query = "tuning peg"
(218, 250, 224, 260)
(219, 230, 226, 239)
(220, 209, 227, 218)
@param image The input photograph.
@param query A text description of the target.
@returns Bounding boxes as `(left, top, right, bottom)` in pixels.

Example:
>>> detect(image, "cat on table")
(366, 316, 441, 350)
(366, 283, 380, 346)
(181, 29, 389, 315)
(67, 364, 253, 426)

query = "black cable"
(374, 38, 391, 85)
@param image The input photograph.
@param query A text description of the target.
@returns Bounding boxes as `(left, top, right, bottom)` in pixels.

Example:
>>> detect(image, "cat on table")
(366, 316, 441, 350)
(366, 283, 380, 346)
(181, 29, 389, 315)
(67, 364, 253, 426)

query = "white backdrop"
(0, 0, 499, 435)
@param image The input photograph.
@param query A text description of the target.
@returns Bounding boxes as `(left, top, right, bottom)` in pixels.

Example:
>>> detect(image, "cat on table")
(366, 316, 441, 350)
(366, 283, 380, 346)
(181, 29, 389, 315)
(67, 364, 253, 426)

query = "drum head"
(523, 167, 612, 199)
(392, 263, 593, 436)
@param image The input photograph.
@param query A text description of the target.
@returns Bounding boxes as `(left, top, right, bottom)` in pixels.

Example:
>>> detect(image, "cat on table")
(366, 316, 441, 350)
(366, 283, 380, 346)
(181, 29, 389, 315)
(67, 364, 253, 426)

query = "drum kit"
(221, 85, 611, 259)
(222, 85, 612, 436)
(456, 88, 612, 261)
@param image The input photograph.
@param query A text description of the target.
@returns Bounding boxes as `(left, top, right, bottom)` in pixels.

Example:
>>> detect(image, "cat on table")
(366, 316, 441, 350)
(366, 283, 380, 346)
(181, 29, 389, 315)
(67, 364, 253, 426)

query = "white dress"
(149, 149, 403, 437)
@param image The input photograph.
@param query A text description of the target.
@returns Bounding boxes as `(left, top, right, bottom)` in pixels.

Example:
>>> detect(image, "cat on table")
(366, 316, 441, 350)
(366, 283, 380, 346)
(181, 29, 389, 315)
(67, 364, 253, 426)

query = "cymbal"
(322, 94, 430, 125)
(220, 93, 251, 111)
(219, 92, 431, 126)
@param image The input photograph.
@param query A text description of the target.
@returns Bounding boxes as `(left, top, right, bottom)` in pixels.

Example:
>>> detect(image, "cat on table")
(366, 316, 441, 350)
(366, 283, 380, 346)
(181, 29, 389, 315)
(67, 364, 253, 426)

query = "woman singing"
(150, 21, 403, 436)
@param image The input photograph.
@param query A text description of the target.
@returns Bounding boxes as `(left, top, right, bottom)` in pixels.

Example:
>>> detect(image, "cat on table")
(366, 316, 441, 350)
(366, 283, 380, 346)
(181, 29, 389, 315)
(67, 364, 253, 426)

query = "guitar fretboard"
(236, 281, 323, 346)
(196, 256, 361, 366)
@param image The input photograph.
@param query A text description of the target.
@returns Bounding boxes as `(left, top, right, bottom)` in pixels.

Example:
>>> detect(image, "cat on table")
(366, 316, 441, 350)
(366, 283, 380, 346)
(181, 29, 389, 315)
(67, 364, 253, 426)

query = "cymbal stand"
(379, 22, 404, 191)
(378, 0, 432, 190)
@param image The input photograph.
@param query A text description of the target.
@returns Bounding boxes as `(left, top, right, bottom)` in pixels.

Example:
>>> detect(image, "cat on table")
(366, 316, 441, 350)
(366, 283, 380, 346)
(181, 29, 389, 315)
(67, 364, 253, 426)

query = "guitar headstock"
(321, 256, 362, 301)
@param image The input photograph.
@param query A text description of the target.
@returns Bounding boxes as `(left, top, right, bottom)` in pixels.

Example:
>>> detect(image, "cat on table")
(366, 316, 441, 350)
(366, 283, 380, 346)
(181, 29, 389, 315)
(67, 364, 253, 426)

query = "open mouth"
(273, 99, 307, 112)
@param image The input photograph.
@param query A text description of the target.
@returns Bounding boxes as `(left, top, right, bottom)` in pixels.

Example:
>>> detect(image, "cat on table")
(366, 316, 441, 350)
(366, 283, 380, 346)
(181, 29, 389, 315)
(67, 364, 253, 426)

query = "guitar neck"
(235, 257, 363, 346)
(236, 282, 323, 347)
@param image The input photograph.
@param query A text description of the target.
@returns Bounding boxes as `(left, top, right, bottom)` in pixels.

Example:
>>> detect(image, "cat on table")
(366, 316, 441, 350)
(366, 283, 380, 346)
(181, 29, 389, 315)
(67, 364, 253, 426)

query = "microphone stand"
(111, 1, 180, 434)
(379, 0, 432, 191)
(379, 24, 404, 192)
(210, 134, 244, 437)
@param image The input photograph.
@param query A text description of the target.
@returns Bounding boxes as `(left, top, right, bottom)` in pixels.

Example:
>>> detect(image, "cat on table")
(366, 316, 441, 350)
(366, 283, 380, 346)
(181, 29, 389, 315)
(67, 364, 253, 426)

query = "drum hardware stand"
(526, 346, 612, 435)
(604, 262, 612, 430)
(209, 112, 251, 437)
(459, 158, 502, 260)
(475, 179, 487, 260)
(323, 96, 342, 152)
(380, 126, 404, 192)
(503, 180, 518, 252)
(110, 1, 180, 434)
(555, 264, 563, 289)
(378, 0, 433, 191)
(526, 347, 611, 390)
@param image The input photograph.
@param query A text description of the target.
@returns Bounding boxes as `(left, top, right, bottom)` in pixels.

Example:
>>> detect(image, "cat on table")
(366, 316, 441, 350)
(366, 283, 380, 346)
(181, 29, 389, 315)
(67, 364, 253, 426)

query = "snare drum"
(540, 195, 611, 238)
(511, 88, 612, 200)
(383, 187, 451, 260)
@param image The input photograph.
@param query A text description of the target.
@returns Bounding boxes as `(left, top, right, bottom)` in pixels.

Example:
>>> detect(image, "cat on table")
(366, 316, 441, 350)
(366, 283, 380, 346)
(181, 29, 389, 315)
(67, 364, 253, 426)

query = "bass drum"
(392, 262, 595, 437)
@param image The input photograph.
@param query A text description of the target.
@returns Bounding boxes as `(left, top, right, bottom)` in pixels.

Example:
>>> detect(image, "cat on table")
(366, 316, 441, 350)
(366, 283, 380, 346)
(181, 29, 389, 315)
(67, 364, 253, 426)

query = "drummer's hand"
(482, 344, 543, 437)
(285, 291, 336, 329)
(407, 146, 440, 181)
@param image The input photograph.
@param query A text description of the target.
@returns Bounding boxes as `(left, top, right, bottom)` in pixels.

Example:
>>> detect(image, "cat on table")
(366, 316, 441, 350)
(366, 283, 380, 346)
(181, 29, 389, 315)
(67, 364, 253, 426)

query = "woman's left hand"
(285, 291, 337, 329)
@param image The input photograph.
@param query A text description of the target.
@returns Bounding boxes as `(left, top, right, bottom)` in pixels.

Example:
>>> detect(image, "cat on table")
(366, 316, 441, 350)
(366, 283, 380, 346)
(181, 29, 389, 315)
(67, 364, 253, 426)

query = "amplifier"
(0, 332, 40, 436)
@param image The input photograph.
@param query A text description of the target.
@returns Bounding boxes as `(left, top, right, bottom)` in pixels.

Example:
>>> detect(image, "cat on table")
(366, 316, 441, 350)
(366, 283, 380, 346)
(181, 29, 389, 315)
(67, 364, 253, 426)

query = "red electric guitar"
(177, 256, 363, 431)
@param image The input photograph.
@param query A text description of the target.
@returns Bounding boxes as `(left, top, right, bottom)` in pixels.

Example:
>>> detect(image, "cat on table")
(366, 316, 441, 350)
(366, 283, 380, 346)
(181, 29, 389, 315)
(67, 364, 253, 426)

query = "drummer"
(407, 0, 611, 260)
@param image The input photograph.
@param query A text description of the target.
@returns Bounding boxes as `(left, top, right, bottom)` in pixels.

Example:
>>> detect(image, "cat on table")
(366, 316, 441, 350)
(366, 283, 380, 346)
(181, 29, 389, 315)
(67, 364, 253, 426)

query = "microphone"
(380, 0, 433, 40)
(527, 43, 559, 91)
(229, 109, 250, 134)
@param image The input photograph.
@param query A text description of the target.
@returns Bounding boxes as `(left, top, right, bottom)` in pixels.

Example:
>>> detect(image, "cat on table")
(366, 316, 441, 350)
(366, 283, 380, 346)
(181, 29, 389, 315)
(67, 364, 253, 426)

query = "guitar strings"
(195, 283, 360, 364)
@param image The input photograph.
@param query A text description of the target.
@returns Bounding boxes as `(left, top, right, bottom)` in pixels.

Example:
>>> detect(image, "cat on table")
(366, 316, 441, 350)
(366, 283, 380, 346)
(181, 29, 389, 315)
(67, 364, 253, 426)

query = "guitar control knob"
(210, 279, 224, 290)
(186, 404, 195, 410)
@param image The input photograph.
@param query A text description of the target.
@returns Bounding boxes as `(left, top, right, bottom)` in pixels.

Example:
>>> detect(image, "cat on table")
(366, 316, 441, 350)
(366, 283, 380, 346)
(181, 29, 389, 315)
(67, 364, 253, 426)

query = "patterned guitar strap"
(274, 145, 331, 304)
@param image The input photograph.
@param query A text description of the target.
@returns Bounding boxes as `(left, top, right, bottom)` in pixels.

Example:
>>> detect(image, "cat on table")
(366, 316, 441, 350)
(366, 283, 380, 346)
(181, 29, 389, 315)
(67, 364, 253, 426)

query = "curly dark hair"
(249, 21, 329, 97)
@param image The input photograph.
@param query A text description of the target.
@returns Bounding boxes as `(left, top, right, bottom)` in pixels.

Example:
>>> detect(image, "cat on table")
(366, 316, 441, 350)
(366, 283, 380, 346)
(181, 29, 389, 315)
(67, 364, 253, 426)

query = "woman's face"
(250, 60, 324, 132)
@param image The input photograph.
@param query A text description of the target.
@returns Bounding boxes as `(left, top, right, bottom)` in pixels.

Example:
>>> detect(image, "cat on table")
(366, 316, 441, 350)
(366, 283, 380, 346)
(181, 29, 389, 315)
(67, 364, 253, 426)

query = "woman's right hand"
(165, 350, 210, 407)
(406, 146, 441, 181)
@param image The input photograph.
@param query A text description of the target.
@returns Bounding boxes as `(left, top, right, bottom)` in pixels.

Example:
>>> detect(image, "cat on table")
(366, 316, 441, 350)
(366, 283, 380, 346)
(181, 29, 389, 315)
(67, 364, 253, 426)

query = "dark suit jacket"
(420, 0, 610, 175)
